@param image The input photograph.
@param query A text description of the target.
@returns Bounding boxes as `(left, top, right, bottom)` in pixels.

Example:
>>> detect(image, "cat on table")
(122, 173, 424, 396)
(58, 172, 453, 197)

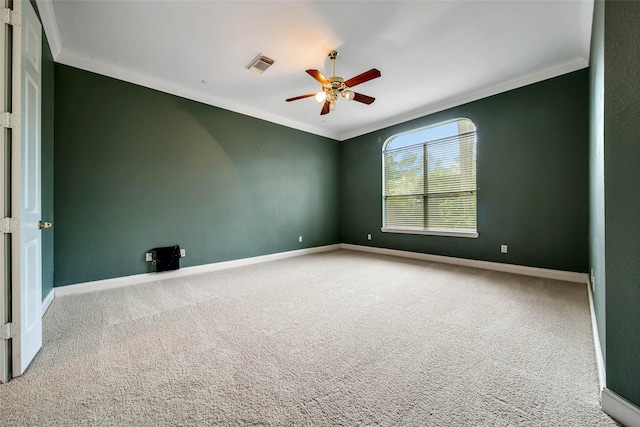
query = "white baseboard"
(41, 289, 55, 316)
(54, 242, 589, 297)
(55, 244, 341, 297)
(602, 388, 640, 427)
(587, 276, 606, 392)
(340, 244, 589, 283)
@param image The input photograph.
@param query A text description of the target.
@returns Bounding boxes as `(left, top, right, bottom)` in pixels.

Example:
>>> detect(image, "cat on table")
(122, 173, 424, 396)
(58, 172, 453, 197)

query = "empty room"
(1, 0, 639, 425)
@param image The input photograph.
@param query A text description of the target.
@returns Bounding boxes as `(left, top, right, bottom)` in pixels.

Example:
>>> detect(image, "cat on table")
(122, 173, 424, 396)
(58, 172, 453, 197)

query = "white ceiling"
(36, 0, 593, 141)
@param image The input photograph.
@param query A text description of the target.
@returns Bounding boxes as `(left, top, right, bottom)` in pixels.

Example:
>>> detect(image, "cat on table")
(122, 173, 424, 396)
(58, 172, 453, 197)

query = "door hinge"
(0, 112, 18, 128)
(0, 217, 18, 234)
(0, 8, 20, 26)
(0, 323, 13, 340)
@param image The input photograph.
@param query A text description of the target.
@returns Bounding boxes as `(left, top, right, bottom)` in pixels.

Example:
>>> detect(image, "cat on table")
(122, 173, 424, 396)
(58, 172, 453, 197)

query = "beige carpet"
(1, 250, 617, 426)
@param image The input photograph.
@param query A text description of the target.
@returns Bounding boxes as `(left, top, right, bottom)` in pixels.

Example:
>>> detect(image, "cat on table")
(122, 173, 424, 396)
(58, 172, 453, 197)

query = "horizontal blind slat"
(383, 119, 477, 232)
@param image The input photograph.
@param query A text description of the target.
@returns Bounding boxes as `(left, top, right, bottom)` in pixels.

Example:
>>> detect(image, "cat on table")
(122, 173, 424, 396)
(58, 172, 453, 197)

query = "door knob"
(38, 221, 52, 230)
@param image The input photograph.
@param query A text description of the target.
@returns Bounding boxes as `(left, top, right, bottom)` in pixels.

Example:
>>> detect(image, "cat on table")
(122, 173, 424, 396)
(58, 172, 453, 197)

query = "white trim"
(41, 288, 54, 316)
(34, 0, 62, 57)
(53, 48, 340, 141)
(602, 388, 640, 427)
(340, 244, 588, 283)
(338, 57, 588, 141)
(54, 244, 341, 297)
(587, 276, 606, 392)
(36, 0, 589, 143)
(381, 227, 479, 239)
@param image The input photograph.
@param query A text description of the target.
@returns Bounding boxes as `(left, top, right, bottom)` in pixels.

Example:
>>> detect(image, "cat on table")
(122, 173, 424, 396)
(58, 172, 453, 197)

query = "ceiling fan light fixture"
(285, 50, 381, 115)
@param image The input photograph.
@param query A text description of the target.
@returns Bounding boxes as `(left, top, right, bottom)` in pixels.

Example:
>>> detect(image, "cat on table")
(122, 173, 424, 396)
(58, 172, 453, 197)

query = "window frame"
(381, 118, 479, 239)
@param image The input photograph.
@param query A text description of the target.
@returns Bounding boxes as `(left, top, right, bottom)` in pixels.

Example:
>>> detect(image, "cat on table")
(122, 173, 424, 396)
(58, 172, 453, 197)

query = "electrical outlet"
(367, 233, 372, 241)
(501, 244, 508, 254)
(180, 249, 186, 257)
(145, 252, 152, 262)
(298, 236, 303, 243)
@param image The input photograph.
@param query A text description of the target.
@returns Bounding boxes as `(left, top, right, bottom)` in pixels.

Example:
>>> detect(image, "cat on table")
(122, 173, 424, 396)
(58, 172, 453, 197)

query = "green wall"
(603, 0, 640, 407)
(53, 65, 340, 286)
(340, 70, 589, 272)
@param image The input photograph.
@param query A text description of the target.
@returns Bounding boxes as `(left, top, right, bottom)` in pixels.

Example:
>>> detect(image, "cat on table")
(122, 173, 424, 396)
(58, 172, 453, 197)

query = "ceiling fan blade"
(286, 93, 316, 102)
(353, 93, 375, 105)
(320, 100, 331, 115)
(306, 69, 329, 85)
(344, 68, 381, 88)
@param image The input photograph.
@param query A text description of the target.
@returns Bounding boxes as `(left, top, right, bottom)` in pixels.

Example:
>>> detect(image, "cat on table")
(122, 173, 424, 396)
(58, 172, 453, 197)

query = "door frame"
(0, 0, 11, 385)
(0, 0, 44, 383)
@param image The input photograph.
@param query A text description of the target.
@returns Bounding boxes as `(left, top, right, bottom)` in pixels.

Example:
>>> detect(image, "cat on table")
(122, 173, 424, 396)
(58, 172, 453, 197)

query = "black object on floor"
(152, 245, 181, 272)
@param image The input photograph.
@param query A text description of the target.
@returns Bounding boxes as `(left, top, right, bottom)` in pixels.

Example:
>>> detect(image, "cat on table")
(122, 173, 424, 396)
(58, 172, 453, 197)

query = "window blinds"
(383, 131, 477, 232)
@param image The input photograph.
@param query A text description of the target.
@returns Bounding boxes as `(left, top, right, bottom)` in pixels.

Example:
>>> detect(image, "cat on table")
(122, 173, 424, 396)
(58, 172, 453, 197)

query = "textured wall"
(604, 0, 640, 407)
(54, 65, 340, 286)
(340, 70, 590, 272)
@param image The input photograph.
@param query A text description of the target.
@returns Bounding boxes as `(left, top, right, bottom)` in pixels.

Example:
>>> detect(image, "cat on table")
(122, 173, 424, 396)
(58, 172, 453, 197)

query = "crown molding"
(35, 0, 62, 57)
(37, 0, 588, 143)
(337, 57, 589, 141)
(55, 48, 341, 141)
(53, 47, 589, 143)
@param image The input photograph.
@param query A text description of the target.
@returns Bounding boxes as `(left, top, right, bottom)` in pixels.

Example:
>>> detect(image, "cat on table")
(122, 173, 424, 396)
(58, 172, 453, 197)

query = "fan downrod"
(285, 49, 381, 115)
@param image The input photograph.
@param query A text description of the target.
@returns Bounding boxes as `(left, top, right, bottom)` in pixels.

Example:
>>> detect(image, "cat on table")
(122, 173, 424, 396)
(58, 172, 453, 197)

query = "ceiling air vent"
(246, 54, 275, 74)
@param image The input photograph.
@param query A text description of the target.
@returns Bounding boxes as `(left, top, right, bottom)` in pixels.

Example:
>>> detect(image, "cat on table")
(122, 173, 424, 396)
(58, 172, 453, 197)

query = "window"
(382, 118, 478, 238)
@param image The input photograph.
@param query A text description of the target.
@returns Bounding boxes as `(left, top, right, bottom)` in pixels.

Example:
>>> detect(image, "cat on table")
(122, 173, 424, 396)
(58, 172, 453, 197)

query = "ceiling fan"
(286, 50, 381, 115)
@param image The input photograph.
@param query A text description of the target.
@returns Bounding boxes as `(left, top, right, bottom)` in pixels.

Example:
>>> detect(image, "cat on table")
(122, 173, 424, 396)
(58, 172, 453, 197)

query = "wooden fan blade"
(286, 93, 316, 102)
(306, 69, 329, 85)
(353, 93, 375, 105)
(344, 68, 381, 88)
(320, 100, 331, 115)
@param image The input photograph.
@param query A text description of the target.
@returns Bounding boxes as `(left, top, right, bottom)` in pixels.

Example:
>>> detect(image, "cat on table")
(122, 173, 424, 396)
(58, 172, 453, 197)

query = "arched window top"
(382, 118, 478, 238)
(384, 118, 476, 152)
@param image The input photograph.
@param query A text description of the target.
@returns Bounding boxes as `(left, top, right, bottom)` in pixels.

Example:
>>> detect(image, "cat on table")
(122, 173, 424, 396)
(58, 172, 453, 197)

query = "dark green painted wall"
(603, 0, 640, 408)
(54, 65, 340, 286)
(340, 70, 589, 272)
(589, 0, 606, 366)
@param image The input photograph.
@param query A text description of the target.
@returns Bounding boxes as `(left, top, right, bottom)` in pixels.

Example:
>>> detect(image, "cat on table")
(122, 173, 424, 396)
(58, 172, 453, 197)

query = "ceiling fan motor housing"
(285, 49, 380, 114)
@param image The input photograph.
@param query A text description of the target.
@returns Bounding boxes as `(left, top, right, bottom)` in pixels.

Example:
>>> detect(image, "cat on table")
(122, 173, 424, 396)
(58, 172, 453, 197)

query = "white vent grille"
(246, 54, 275, 74)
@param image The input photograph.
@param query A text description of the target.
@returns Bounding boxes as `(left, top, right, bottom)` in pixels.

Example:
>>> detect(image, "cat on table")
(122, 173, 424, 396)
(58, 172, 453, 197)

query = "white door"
(11, 0, 43, 377)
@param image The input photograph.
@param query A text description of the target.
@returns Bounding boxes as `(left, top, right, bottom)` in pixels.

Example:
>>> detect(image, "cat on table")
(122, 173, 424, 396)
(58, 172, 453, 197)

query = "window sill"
(381, 227, 479, 239)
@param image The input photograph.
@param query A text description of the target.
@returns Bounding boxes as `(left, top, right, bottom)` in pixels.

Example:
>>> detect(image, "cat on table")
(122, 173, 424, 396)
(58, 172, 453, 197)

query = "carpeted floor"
(0, 250, 618, 426)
